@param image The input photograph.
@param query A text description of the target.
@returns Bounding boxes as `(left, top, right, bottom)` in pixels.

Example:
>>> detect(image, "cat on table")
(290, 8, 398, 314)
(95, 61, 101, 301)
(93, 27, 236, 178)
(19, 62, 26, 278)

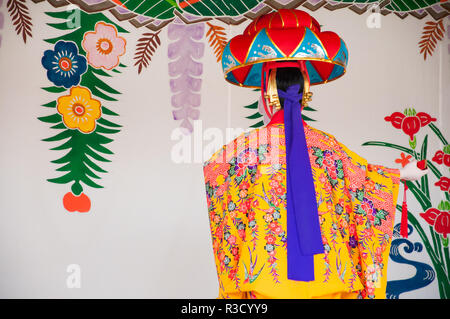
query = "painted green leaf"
(88, 143, 114, 155)
(81, 175, 103, 188)
(429, 123, 448, 145)
(102, 106, 119, 116)
(91, 68, 112, 78)
(362, 141, 412, 154)
(356, 205, 366, 216)
(315, 157, 323, 167)
(303, 106, 317, 112)
(244, 101, 258, 109)
(250, 120, 265, 128)
(420, 135, 429, 198)
(97, 117, 122, 128)
(356, 189, 364, 201)
(38, 113, 62, 124)
(302, 114, 316, 122)
(329, 0, 438, 12)
(42, 86, 67, 93)
(375, 209, 388, 221)
(83, 155, 108, 173)
(181, 0, 264, 17)
(312, 147, 323, 157)
(85, 147, 111, 163)
(47, 173, 74, 184)
(438, 201, 450, 211)
(405, 180, 432, 210)
(42, 130, 72, 142)
(118, 0, 179, 19)
(385, 0, 440, 12)
(41, 101, 56, 108)
(95, 124, 121, 135)
(246, 112, 263, 120)
(84, 167, 101, 179)
(50, 123, 67, 129)
(46, 22, 76, 30)
(50, 139, 73, 151)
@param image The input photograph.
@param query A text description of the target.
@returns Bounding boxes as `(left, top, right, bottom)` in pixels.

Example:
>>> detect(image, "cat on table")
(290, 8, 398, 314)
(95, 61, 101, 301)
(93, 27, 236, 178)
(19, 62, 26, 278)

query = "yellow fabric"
(203, 123, 400, 299)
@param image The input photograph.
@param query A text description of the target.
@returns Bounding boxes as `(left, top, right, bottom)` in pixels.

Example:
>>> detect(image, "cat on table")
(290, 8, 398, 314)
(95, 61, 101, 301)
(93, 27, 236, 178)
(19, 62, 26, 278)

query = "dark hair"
(275, 67, 304, 109)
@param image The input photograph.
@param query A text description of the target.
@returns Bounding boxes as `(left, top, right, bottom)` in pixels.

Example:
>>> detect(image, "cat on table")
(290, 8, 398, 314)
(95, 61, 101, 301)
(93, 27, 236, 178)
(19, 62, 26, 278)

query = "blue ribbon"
(279, 84, 324, 281)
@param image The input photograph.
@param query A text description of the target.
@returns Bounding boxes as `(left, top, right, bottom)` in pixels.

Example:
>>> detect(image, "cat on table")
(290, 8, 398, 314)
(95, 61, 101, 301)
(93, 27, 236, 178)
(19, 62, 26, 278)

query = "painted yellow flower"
(57, 86, 101, 133)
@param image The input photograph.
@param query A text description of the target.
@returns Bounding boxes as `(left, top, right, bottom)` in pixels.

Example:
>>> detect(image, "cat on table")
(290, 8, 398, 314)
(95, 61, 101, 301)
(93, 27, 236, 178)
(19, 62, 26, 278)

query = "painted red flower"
(420, 208, 450, 238)
(273, 225, 284, 235)
(274, 186, 286, 196)
(363, 227, 374, 238)
(349, 224, 356, 236)
(435, 177, 450, 192)
(238, 228, 246, 240)
(268, 221, 279, 231)
(227, 235, 236, 245)
(228, 268, 237, 280)
(395, 152, 413, 168)
(432, 145, 450, 167)
(432, 150, 444, 164)
(269, 180, 280, 188)
(328, 168, 337, 180)
(265, 234, 276, 245)
(215, 226, 224, 239)
(375, 247, 383, 264)
(385, 109, 436, 141)
(239, 181, 250, 190)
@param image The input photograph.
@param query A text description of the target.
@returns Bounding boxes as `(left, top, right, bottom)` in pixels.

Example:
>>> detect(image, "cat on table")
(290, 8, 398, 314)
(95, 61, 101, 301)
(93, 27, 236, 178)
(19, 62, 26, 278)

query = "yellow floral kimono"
(203, 122, 400, 299)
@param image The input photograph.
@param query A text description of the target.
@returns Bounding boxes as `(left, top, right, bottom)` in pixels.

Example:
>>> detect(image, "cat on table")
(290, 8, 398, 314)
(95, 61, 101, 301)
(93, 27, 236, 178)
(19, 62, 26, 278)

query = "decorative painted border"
(31, 0, 450, 33)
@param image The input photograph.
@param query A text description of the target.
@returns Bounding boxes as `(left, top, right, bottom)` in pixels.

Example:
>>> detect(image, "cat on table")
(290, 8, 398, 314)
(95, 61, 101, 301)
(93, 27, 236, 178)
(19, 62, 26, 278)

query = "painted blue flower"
(273, 211, 281, 220)
(41, 41, 87, 88)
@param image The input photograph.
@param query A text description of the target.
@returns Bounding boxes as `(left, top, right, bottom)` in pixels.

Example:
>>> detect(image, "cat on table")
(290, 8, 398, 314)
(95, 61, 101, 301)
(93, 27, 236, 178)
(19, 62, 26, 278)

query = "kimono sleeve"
(203, 147, 248, 298)
(336, 140, 401, 299)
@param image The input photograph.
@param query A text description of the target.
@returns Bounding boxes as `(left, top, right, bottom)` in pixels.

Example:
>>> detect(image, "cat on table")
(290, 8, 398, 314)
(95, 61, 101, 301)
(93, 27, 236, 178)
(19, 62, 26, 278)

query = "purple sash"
(279, 84, 324, 281)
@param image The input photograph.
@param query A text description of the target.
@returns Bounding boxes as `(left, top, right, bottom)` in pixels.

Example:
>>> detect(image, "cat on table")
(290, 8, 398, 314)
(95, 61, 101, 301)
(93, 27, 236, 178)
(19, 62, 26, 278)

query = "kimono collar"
(267, 109, 308, 127)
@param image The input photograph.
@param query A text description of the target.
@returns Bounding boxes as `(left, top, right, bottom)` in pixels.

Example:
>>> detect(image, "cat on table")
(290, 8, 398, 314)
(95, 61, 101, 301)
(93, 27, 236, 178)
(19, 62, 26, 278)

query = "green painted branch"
(444, 245, 450, 282)
(405, 180, 432, 210)
(420, 135, 430, 198)
(362, 141, 414, 154)
(429, 123, 448, 146)
(430, 225, 441, 264)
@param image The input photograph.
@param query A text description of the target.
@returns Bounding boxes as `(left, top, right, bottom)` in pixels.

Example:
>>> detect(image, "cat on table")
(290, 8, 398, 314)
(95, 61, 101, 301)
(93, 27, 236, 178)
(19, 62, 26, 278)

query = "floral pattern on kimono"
(203, 123, 400, 299)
